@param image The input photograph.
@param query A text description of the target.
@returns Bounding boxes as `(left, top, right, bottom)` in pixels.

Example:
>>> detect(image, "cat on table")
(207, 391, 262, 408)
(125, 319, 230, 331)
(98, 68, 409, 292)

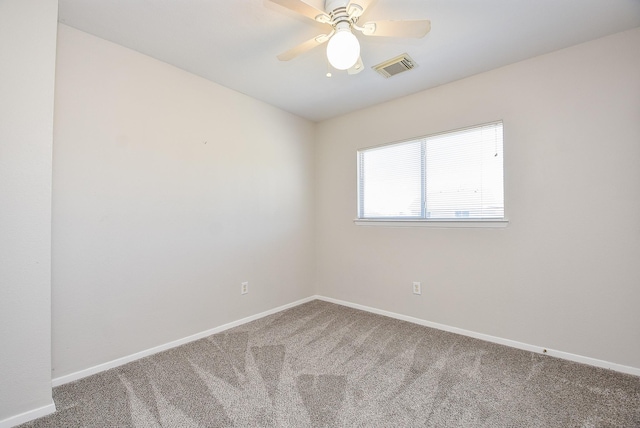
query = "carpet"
(21, 300, 640, 427)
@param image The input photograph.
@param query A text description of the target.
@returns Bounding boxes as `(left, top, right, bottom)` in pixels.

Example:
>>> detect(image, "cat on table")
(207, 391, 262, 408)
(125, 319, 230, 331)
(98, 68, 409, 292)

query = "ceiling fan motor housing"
(325, 1, 359, 29)
(325, 0, 350, 14)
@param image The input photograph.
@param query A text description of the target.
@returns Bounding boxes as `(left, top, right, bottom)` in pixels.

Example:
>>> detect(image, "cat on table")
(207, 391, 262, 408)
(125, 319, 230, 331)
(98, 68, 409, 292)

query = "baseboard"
(52, 293, 639, 388)
(316, 295, 640, 377)
(52, 295, 316, 387)
(0, 401, 56, 428)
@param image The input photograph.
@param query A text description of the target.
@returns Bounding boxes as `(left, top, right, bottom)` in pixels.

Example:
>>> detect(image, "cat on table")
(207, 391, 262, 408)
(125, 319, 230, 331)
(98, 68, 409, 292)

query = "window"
(357, 121, 504, 222)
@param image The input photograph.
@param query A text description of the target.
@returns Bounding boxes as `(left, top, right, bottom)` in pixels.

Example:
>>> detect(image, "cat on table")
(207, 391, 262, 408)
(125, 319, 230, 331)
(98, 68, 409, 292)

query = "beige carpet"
(22, 300, 640, 427)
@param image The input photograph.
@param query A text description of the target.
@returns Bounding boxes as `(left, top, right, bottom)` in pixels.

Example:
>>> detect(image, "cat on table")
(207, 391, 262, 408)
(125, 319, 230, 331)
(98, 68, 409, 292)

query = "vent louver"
(373, 54, 417, 78)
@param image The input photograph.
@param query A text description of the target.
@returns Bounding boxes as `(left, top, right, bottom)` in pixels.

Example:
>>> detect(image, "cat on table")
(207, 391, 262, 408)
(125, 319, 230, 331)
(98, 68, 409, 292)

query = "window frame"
(355, 121, 509, 228)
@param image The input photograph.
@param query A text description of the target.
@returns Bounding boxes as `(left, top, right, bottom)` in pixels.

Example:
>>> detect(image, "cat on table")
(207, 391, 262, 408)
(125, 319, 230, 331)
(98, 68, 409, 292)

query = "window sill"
(353, 218, 509, 228)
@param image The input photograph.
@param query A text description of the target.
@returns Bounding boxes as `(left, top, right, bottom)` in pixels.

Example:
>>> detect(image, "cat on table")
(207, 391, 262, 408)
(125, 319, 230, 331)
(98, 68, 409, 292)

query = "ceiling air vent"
(373, 54, 417, 78)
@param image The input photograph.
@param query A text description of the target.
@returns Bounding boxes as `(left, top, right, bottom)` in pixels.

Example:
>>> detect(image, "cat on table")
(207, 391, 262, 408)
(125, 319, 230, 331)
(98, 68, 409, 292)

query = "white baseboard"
(316, 295, 640, 377)
(0, 401, 56, 428)
(52, 293, 639, 389)
(52, 296, 316, 387)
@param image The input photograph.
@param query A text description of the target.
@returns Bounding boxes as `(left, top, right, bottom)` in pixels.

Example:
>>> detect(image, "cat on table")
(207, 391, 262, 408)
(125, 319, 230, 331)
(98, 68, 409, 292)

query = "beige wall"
(52, 25, 316, 378)
(0, 0, 58, 423)
(315, 28, 640, 369)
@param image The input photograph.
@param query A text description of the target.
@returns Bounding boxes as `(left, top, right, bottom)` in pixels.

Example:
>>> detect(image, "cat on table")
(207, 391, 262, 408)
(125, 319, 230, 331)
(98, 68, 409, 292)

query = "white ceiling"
(57, 0, 640, 122)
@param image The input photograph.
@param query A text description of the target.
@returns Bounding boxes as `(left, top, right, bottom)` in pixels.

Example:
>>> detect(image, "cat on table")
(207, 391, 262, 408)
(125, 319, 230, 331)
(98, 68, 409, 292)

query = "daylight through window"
(357, 121, 504, 220)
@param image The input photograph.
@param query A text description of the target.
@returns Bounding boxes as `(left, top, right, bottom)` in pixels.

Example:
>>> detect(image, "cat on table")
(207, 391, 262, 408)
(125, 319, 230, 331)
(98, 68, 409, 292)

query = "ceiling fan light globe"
(326, 30, 360, 70)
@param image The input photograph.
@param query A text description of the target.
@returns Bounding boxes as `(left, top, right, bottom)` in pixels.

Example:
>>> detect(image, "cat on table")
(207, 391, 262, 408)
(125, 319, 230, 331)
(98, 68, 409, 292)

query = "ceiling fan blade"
(277, 34, 329, 61)
(362, 19, 431, 38)
(268, 0, 330, 22)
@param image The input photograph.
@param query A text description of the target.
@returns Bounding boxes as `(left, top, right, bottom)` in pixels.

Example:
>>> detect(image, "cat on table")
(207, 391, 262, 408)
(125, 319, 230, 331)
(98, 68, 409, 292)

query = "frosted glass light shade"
(326, 30, 360, 70)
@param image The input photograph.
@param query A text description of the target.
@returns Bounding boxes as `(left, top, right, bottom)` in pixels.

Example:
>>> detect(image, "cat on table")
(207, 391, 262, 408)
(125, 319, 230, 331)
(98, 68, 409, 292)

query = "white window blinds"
(357, 121, 504, 220)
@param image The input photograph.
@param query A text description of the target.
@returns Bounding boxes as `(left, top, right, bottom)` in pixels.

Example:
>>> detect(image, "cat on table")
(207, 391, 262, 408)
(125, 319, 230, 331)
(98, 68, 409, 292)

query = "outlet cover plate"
(413, 281, 421, 295)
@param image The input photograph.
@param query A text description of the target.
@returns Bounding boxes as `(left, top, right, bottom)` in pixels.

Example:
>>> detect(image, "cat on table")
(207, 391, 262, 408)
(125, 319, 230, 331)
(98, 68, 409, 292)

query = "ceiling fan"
(269, 0, 431, 74)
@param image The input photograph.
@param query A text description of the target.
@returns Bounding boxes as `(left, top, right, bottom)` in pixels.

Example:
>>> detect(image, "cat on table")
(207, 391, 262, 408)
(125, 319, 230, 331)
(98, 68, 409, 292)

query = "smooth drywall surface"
(315, 28, 640, 369)
(0, 0, 58, 422)
(52, 25, 315, 377)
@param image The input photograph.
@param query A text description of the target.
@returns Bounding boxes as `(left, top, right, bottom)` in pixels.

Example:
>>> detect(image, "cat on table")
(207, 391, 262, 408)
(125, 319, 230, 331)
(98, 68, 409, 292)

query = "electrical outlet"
(413, 281, 421, 295)
(241, 282, 248, 295)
